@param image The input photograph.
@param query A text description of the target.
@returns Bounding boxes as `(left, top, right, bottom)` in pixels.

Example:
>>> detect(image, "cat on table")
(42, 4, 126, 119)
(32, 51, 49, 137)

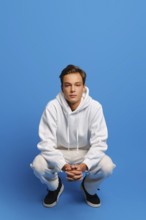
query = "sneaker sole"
(80, 185, 101, 208)
(43, 184, 64, 208)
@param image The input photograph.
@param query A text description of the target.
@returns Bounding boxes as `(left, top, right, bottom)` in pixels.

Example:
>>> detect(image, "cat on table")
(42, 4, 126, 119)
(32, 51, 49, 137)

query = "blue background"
(0, 0, 146, 219)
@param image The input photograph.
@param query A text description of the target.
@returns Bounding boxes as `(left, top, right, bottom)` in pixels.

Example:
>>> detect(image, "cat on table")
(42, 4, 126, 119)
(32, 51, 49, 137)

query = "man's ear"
(83, 85, 86, 92)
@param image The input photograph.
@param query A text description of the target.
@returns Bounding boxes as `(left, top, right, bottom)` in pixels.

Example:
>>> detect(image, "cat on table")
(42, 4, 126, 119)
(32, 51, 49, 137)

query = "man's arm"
(37, 103, 66, 172)
(83, 105, 108, 170)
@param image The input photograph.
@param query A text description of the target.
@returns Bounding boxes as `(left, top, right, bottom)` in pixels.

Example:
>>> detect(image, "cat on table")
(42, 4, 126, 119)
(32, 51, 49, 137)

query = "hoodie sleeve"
(83, 104, 108, 170)
(37, 103, 67, 172)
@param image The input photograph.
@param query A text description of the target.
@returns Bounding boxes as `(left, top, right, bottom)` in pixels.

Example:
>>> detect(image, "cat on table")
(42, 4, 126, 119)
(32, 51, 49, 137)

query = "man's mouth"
(69, 95, 77, 98)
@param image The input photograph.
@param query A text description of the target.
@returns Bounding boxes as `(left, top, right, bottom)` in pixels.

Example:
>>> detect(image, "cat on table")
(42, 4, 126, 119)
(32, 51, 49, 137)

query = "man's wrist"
(62, 163, 71, 171)
(80, 163, 88, 172)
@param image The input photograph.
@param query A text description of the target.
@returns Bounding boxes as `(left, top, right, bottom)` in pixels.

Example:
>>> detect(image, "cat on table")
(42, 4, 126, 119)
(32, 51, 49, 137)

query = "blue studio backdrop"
(0, 1, 146, 220)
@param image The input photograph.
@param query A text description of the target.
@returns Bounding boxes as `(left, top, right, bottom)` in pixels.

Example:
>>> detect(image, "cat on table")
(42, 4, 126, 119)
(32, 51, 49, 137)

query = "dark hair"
(59, 64, 86, 85)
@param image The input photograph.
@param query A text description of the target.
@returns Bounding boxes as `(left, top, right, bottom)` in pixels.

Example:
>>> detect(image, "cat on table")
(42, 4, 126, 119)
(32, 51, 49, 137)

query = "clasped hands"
(62, 163, 88, 181)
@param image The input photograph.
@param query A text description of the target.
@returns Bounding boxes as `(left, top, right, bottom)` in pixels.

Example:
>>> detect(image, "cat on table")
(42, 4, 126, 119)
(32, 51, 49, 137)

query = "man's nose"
(71, 85, 75, 92)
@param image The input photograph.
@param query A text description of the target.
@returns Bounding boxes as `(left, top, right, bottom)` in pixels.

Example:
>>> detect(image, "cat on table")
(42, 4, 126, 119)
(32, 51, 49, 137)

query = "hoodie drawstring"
(76, 129, 79, 152)
(67, 114, 70, 151)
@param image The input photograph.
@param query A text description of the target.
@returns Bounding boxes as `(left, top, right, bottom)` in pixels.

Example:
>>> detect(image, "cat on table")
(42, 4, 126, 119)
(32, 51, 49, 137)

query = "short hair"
(59, 64, 87, 85)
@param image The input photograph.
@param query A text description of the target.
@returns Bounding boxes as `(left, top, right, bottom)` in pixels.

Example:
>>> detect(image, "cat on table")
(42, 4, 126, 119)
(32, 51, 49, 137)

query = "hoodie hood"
(56, 86, 91, 115)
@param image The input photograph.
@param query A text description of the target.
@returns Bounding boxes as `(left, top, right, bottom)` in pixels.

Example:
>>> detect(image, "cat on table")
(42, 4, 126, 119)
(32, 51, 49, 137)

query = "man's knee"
(31, 154, 48, 175)
(99, 155, 116, 177)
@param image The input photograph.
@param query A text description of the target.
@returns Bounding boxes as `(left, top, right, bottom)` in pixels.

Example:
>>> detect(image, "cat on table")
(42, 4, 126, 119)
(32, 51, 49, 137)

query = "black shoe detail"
(43, 177, 64, 207)
(81, 177, 101, 208)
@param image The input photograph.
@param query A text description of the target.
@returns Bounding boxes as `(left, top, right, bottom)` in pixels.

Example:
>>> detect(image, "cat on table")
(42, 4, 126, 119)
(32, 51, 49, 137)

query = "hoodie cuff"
(56, 160, 67, 172)
(82, 158, 92, 170)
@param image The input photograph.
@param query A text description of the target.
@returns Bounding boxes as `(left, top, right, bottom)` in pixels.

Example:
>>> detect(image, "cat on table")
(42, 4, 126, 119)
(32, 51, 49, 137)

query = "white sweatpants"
(31, 149, 116, 195)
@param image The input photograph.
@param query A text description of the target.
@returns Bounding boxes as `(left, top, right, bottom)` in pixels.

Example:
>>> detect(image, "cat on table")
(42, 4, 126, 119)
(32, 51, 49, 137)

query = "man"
(31, 64, 116, 208)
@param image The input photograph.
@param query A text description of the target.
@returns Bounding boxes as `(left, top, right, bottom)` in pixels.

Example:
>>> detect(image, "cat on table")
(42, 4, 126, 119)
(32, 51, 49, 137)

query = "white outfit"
(31, 87, 116, 194)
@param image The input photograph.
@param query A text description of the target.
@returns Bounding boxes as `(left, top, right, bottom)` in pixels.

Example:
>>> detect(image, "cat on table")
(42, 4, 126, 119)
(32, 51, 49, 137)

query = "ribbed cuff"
(82, 158, 92, 170)
(56, 160, 67, 172)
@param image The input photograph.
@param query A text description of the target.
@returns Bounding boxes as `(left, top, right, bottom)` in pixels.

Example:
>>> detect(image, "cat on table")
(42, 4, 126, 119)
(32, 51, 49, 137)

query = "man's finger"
(66, 171, 75, 178)
(66, 177, 74, 181)
(71, 170, 82, 175)
(73, 174, 83, 180)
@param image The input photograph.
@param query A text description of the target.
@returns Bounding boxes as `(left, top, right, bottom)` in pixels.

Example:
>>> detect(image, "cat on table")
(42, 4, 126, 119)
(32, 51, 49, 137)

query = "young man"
(31, 65, 116, 208)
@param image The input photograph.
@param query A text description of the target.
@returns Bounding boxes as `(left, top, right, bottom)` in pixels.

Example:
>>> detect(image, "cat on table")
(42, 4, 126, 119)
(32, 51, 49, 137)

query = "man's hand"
(62, 164, 72, 172)
(75, 163, 88, 172)
(62, 163, 88, 181)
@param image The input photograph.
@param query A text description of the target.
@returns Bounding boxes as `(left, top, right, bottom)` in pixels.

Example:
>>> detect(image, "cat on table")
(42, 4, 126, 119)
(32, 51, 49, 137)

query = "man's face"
(62, 73, 85, 110)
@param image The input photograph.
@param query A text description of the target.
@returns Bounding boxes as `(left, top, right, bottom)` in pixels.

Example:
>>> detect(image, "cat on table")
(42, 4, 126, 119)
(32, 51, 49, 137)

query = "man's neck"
(67, 101, 80, 111)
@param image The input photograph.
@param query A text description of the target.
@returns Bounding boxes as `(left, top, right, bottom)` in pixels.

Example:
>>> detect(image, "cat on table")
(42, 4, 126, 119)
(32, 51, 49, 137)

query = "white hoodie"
(37, 87, 108, 172)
